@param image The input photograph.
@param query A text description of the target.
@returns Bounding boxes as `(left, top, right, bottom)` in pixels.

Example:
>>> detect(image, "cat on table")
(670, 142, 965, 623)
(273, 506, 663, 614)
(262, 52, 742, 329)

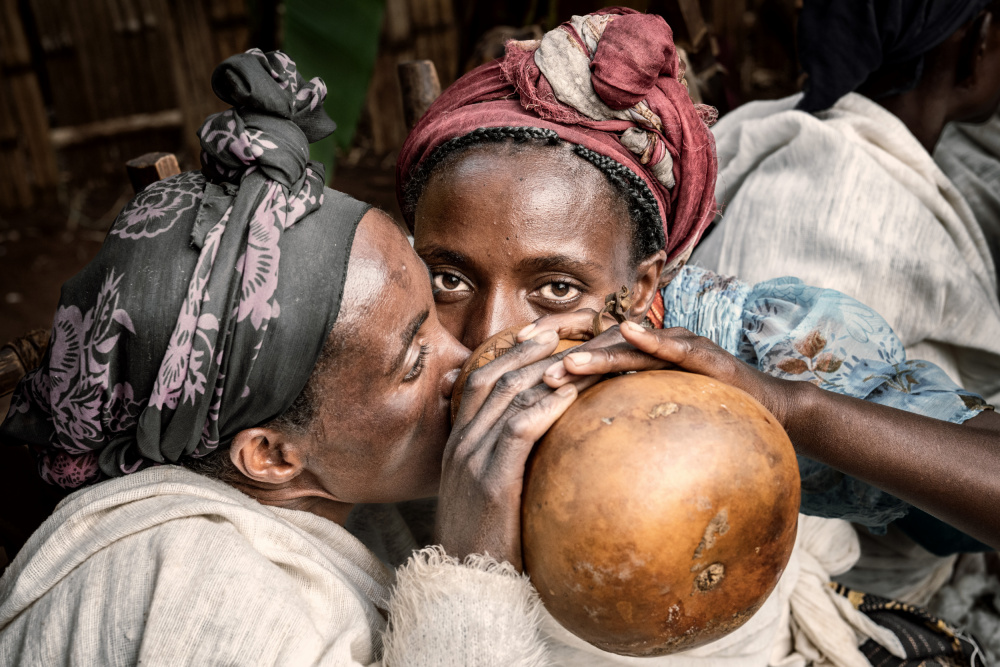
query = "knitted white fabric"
(694, 93, 1000, 404)
(384, 547, 550, 666)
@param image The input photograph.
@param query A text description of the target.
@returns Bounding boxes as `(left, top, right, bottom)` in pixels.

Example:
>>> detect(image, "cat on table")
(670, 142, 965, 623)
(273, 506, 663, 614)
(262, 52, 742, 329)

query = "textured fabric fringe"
(383, 546, 550, 666)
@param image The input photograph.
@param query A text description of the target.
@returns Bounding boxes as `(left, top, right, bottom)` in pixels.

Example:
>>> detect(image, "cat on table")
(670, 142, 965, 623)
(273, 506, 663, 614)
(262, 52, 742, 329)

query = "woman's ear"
(230, 427, 306, 486)
(628, 249, 667, 321)
(957, 10, 995, 89)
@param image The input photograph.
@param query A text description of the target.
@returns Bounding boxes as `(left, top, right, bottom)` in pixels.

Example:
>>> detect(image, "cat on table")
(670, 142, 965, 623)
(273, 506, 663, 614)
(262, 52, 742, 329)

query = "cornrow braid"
(403, 126, 666, 265)
(571, 145, 665, 258)
(403, 127, 560, 214)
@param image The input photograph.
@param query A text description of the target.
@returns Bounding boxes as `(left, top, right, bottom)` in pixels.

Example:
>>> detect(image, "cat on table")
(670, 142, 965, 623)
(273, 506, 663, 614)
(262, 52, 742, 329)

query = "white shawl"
(0, 467, 546, 666)
(935, 113, 1000, 282)
(0, 466, 904, 666)
(693, 93, 1000, 404)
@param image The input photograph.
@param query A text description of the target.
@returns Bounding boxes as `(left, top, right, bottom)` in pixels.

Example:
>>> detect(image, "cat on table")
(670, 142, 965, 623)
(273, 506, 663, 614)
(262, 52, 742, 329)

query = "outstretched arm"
(531, 315, 1000, 550)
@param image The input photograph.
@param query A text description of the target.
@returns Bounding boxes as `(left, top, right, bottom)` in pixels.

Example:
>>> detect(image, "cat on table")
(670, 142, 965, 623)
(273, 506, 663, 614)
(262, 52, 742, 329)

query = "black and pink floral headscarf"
(0, 50, 369, 488)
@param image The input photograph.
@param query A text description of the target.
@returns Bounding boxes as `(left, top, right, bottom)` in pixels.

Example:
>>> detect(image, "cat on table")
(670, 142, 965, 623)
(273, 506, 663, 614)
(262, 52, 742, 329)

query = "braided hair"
(403, 126, 666, 265)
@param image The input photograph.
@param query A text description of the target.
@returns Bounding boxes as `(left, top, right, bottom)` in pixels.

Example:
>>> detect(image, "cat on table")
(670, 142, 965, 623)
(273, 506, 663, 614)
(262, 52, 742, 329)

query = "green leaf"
(283, 0, 386, 175)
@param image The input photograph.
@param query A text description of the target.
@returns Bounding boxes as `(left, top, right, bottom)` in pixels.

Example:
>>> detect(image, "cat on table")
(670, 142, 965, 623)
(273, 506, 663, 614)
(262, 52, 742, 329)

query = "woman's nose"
(461, 290, 532, 351)
(440, 329, 470, 399)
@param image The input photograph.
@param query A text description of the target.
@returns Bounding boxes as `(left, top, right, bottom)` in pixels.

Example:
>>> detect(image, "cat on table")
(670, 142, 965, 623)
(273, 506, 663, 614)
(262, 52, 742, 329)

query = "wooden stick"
(160, 0, 219, 161)
(0, 0, 58, 191)
(398, 60, 441, 131)
(0, 329, 50, 398)
(650, 0, 709, 53)
(48, 109, 184, 149)
(676, 0, 708, 52)
(125, 152, 181, 194)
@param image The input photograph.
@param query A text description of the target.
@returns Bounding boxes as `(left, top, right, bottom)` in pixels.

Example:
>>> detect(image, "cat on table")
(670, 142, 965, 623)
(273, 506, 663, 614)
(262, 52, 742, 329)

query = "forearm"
(784, 382, 1000, 549)
(533, 317, 1000, 545)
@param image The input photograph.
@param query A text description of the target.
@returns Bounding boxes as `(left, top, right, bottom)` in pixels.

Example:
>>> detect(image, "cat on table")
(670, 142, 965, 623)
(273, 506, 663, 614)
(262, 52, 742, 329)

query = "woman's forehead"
(413, 146, 635, 275)
(434, 142, 604, 189)
(420, 149, 623, 229)
(414, 204, 630, 282)
(343, 212, 426, 321)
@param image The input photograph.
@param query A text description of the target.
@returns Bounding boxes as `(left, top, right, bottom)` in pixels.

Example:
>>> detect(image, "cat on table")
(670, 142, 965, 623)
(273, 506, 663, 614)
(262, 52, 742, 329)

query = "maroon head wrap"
(396, 7, 718, 270)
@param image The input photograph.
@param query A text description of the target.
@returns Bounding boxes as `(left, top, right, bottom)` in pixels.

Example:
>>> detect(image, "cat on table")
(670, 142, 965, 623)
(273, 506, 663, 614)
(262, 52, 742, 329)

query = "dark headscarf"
(798, 0, 993, 112)
(0, 50, 369, 488)
(397, 8, 718, 273)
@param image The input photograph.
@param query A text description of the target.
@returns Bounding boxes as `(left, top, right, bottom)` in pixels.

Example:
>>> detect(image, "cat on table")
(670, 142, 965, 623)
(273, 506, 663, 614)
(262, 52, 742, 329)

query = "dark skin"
(413, 145, 1000, 551)
(221, 209, 596, 566)
(877, 5, 1000, 152)
(415, 144, 664, 351)
(533, 317, 1000, 551)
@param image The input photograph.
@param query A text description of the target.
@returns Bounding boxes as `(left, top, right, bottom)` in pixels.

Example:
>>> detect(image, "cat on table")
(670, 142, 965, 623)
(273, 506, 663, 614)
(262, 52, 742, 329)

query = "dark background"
(0, 0, 802, 417)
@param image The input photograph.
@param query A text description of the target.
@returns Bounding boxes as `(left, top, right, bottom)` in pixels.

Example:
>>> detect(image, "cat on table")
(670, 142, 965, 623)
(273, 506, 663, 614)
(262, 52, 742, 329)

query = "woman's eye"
(403, 344, 429, 382)
(537, 281, 580, 301)
(432, 272, 471, 293)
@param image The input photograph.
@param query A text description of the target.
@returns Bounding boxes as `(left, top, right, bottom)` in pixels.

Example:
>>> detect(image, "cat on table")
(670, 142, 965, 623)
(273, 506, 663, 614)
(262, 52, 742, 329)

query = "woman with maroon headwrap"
(398, 5, 992, 544)
(399, 9, 717, 289)
(396, 8, 998, 664)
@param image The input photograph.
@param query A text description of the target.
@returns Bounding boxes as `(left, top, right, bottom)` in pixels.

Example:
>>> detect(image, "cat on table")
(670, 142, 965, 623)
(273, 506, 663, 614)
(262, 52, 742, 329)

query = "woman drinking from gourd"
(396, 10, 1000, 662)
(399, 7, 996, 547)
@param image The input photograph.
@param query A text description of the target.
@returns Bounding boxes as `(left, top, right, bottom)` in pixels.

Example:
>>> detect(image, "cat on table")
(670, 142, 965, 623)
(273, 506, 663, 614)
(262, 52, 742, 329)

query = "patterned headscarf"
(798, 0, 994, 112)
(396, 7, 718, 274)
(0, 50, 369, 488)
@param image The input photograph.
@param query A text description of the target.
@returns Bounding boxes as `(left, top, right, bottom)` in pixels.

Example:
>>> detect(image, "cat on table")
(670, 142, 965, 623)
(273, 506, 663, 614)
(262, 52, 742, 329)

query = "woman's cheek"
(435, 303, 471, 341)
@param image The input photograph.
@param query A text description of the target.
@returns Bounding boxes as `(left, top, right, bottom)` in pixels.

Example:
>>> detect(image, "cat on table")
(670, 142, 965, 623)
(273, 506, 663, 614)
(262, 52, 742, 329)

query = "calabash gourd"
(452, 327, 800, 657)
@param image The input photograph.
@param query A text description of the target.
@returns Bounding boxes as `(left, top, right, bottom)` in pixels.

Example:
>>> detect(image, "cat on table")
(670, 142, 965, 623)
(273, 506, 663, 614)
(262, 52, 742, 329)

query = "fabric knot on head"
(0, 49, 358, 489)
(199, 48, 336, 188)
(532, 13, 671, 129)
(400, 7, 718, 273)
(620, 127, 674, 189)
(529, 10, 706, 193)
(589, 13, 680, 110)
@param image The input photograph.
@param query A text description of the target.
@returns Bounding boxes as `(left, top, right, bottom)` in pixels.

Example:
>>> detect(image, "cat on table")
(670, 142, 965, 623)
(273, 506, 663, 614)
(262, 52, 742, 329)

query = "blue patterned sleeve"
(662, 266, 991, 532)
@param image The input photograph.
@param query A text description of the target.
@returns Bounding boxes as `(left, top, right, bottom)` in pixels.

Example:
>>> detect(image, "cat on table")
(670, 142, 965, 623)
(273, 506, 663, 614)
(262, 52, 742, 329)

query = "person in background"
(932, 109, 1000, 663)
(694, 0, 1000, 406)
(688, 0, 1000, 645)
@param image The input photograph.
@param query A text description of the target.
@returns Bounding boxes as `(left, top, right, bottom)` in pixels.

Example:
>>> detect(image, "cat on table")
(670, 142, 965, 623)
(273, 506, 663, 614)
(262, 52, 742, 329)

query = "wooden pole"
(126, 152, 181, 193)
(0, 0, 58, 199)
(652, 0, 709, 52)
(48, 109, 184, 149)
(676, 0, 708, 52)
(398, 60, 441, 131)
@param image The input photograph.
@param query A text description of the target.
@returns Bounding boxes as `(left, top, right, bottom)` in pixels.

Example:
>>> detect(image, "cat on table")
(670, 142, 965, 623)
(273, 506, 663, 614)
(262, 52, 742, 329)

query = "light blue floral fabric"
(660, 265, 991, 532)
